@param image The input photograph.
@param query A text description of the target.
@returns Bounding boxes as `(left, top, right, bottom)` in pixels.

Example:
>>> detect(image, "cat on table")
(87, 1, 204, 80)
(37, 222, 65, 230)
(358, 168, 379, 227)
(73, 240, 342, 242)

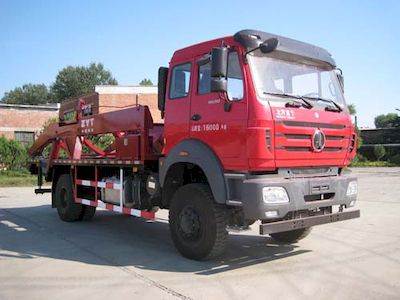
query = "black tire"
(78, 205, 96, 221)
(270, 227, 312, 243)
(55, 174, 82, 222)
(169, 184, 228, 260)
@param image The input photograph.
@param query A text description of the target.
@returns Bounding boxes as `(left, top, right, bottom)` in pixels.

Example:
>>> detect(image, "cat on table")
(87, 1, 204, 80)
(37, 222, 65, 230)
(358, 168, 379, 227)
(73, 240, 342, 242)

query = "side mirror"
(211, 47, 228, 93)
(259, 38, 279, 54)
(158, 67, 169, 117)
(211, 78, 227, 93)
(211, 47, 228, 77)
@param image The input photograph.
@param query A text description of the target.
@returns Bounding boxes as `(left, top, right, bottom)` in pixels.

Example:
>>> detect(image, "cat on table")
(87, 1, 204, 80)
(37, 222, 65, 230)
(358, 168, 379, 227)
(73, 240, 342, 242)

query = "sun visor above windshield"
(234, 29, 336, 68)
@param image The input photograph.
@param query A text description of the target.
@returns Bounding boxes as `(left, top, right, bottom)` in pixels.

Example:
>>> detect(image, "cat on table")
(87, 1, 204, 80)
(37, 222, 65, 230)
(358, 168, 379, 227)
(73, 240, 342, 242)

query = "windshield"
(248, 52, 346, 109)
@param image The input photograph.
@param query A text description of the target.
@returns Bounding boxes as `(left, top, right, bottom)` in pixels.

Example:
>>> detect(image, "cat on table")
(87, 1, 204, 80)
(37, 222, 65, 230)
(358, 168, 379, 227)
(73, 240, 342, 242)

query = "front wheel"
(270, 227, 312, 243)
(169, 184, 228, 260)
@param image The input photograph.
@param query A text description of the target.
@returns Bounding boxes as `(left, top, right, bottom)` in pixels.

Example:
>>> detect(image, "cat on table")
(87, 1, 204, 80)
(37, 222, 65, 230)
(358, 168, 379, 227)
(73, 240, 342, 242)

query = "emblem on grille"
(312, 129, 326, 152)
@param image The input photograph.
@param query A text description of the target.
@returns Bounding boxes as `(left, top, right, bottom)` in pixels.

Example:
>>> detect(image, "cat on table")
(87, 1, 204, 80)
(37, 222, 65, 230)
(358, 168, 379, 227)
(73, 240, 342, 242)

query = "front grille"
(326, 135, 345, 141)
(304, 193, 335, 202)
(274, 120, 350, 155)
(279, 146, 344, 152)
(277, 133, 347, 141)
(265, 129, 271, 150)
(283, 134, 310, 139)
(289, 167, 333, 175)
(349, 133, 356, 152)
(280, 120, 347, 129)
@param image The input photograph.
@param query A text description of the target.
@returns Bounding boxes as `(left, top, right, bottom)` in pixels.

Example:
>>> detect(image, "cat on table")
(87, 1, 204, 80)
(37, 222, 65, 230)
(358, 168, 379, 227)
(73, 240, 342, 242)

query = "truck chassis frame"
(35, 158, 156, 220)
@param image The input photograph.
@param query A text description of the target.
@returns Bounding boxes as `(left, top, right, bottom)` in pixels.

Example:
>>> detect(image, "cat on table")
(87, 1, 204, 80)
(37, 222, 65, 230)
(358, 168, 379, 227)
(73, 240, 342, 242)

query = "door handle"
(191, 114, 201, 121)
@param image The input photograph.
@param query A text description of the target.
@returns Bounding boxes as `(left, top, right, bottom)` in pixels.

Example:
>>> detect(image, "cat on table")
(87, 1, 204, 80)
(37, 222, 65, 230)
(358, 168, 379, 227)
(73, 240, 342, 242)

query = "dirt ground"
(1, 167, 399, 300)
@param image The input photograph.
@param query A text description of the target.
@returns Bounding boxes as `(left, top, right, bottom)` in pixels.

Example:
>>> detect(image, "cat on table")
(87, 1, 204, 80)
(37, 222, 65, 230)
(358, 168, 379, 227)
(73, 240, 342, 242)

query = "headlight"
(263, 187, 289, 204)
(348, 200, 356, 207)
(346, 181, 358, 196)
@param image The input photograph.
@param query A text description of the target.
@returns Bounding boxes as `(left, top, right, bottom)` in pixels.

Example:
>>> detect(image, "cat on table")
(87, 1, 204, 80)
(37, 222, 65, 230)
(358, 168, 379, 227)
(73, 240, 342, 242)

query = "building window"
(15, 131, 35, 147)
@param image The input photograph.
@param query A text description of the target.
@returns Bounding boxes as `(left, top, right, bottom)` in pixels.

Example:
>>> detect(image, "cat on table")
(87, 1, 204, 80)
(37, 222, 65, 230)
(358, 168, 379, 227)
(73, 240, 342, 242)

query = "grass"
(0, 170, 38, 187)
(350, 161, 398, 167)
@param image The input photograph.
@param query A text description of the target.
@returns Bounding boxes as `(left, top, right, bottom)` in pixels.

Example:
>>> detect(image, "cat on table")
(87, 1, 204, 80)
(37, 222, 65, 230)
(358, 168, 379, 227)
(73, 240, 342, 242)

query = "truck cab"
(162, 30, 356, 169)
(158, 29, 359, 258)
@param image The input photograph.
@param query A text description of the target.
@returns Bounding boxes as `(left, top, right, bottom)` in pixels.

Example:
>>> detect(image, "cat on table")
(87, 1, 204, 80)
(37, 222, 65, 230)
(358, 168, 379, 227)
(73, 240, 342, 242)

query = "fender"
(159, 139, 227, 204)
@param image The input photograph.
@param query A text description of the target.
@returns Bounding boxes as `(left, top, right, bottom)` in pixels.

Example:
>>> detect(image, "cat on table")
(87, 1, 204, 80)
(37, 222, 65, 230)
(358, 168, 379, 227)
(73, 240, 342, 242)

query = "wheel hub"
(178, 206, 201, 240)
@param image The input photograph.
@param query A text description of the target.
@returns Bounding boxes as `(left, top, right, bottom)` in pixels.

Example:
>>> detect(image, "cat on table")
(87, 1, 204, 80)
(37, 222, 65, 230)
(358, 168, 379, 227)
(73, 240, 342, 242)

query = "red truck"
(29, 29, 360, 260)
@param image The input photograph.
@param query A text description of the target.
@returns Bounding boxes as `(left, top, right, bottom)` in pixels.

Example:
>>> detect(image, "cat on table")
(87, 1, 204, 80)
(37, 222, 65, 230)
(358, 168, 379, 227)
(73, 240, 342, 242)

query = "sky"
(1, 0, 399, 128)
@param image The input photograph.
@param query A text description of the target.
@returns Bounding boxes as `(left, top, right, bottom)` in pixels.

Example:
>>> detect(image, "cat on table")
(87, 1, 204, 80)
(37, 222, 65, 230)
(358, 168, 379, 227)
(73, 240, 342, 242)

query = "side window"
(169, 63, 191, 99)
(198, 62, 211, 94)
(227, 52, 244, 101)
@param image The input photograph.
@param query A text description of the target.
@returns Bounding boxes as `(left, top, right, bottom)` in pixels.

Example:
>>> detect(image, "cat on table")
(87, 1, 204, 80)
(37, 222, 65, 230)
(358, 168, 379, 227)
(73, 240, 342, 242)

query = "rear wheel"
(78, 205, 96, 221)
(169, 184, 228, 260)
(55, 174, 82, 222)
(270, 227, 312, 243)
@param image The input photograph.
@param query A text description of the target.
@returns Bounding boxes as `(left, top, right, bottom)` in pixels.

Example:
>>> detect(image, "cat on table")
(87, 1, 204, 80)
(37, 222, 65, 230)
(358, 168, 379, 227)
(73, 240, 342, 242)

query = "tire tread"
(55, 174, 82, 222)
(169, 183, 228, 260)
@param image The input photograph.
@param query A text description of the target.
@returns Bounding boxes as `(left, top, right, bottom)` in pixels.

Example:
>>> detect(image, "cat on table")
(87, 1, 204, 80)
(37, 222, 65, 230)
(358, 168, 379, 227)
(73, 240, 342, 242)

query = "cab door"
(189, 50, 248, 170)
(163, 61, 193, 155)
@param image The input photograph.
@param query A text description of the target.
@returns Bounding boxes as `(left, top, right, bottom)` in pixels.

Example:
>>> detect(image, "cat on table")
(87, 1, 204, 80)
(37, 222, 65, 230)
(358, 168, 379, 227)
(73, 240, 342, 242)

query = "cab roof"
(171, 36, 235, 62)
(171, 29, 336, 67)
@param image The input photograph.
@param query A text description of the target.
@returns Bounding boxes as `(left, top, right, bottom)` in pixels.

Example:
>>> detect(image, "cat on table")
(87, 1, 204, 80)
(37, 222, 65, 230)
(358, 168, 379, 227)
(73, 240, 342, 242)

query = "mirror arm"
(335, 68, 344, 91)
(243, 46, 261, 61)
(197, 54, 211, 66)
(218, 92, 232, 112)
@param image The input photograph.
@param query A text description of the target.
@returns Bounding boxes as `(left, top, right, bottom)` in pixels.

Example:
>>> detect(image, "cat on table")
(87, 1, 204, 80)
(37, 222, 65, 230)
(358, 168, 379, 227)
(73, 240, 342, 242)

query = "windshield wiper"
(302, 96, 343, 112)
(263, 92, 313, 109)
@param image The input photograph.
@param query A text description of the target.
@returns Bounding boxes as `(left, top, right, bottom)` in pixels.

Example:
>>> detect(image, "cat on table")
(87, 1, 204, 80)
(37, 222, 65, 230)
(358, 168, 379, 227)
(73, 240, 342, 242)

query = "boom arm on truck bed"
(29, 94, 163, 177)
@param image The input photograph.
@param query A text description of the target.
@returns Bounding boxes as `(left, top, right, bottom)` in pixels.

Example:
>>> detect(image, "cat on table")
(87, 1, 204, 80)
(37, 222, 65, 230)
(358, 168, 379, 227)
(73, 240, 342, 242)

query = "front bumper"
(225, 171, 358, 221)
(259, 210, 360, 234)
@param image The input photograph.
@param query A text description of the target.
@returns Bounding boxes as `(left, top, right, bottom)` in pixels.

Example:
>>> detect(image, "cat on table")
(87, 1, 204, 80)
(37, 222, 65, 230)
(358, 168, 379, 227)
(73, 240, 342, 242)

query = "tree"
(139, 78, 153, 86)
(374, 113, 400, 128)
(373, 144, 386, 161)
(1, 83, 50, 105)
(347, 103, 356, 115)
(0, 137, 29, 170)
(50, 63, 118, 103)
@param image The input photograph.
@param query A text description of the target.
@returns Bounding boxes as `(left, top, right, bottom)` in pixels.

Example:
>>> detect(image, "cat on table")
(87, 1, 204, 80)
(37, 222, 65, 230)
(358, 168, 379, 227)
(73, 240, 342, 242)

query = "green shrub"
(373, 144, 386, 161)
(350, 153, 364, 166)
(0, 170, 37, 187)
(0, 169, 30, 177)
(83, 134, 115, 154)
(389, 154, 400, 165)
(0, 136, 29, 171)
(351, 160, 393, 167)
(351, 153, 367, 165)
(357, 135, 363, 149)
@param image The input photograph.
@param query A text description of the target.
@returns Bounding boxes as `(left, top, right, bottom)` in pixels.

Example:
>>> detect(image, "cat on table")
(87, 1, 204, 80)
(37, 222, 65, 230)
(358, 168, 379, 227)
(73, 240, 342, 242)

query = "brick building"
(0, 103, 59, 146)
(0, 85, 159, 146)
